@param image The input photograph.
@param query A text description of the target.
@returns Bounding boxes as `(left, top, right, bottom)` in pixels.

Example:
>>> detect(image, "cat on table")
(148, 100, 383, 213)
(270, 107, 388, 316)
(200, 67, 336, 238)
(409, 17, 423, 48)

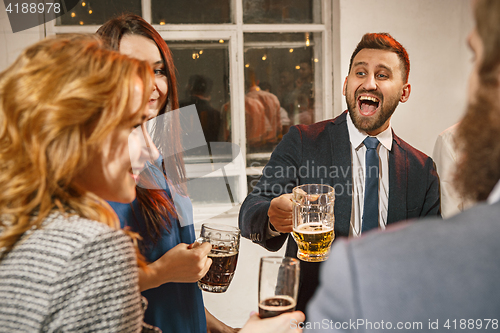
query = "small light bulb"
(219, 39, 224, 44)
(71, 12, 76, 17)
(245, 64, 250, 68)
(262, 55, 267, 61)
(79, 21, 84, 25)
(199, 50, 203, 55)
(160, 21, 165, 25)
(82, 2, 86, 7)
(88, 9, 92, 14)
(289, 48, 294, 53)
(295, 65, 300, 70)
(314, 58, 319, 63)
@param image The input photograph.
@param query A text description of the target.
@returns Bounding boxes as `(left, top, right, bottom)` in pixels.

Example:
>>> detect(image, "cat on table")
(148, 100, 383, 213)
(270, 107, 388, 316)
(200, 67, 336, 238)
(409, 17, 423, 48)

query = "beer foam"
(258, 295, 296, 311)
(208, 251, 238, 257)
(293, 223, 333, 234)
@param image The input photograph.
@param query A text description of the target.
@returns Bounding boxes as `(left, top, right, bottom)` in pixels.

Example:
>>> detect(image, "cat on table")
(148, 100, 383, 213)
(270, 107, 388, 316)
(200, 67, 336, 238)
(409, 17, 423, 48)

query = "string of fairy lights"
(242, 33, 318, 70)
(69, 1, 93, 25)
(185, 36, 318, 73)
(243, 53, 319, 69)
(68, 2, 318, 71)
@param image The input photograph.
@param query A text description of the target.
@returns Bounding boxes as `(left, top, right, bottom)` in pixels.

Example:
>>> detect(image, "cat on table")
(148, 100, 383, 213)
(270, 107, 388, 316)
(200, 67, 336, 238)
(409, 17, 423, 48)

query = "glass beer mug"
(197, 223, 240, 293)
(291, 184, 335, 262)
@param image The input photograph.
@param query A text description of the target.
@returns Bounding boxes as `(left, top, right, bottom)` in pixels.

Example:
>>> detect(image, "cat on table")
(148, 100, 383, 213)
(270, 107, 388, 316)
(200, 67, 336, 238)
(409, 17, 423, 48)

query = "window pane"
(244, 32, 323, 168)
(186, 176, 240, 204)
(169, 40, 230, 148)
(243, 0, 321, 24)
(247, 174, 262, 194)
(168, 40, 238, 205)
(152, 0, 231, 24)
(57, 0, 141, 25)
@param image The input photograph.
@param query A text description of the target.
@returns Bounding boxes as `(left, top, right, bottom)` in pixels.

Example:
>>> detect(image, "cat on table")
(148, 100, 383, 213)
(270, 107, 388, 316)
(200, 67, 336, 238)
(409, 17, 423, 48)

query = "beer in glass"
(292, 184, 335, 262)
(258, 256, 300, 318)
(197, 223, 240, 293)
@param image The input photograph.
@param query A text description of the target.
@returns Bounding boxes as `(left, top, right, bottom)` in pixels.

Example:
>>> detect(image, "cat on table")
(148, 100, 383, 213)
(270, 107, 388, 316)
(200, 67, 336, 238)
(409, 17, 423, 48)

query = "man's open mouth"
(357, 95, 380, 116)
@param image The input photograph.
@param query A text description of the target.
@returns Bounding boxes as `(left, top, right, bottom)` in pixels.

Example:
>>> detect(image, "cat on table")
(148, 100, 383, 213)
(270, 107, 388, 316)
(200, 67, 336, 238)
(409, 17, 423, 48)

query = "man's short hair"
(348, 33, 410, 83)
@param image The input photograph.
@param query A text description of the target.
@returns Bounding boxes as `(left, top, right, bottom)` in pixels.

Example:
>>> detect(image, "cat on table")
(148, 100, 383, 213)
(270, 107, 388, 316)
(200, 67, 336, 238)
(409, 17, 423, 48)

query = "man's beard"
(455, 87, 500, 202)
(346, 86, 400, 133)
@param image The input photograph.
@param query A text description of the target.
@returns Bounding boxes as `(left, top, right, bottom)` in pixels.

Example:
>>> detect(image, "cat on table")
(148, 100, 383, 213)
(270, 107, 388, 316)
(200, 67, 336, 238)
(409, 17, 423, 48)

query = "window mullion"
(142, 0, 152, 23)
(234, 0, 247, 186)
(242, 24, 326, 33)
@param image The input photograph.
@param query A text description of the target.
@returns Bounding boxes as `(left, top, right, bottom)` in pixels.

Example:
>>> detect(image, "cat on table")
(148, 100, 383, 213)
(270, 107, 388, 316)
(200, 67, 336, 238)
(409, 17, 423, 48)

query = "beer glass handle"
(188, 237, 209, 249)
(195, 237, 209, 244)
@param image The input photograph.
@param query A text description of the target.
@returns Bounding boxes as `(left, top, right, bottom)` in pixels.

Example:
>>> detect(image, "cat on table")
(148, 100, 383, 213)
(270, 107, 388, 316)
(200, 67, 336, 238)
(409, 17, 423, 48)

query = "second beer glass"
(197, 223, 240, 293)
(292, 184, 335, 262)
(258, 256, 300, 318)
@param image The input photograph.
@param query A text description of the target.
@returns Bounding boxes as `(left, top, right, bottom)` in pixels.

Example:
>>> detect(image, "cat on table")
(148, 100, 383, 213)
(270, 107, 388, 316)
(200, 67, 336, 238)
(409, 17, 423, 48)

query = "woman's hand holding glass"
(240, 311, 305, 333)
(138, 241, 213, 291)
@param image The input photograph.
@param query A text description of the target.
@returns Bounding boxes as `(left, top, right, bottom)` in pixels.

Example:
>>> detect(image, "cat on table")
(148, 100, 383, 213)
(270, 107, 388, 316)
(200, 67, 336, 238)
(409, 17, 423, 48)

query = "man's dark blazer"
(239, 111, 441, 312)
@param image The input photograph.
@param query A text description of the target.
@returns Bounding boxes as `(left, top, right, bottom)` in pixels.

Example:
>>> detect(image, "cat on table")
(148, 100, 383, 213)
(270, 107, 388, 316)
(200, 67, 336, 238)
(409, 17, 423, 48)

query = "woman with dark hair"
(97, 14, 234, 333)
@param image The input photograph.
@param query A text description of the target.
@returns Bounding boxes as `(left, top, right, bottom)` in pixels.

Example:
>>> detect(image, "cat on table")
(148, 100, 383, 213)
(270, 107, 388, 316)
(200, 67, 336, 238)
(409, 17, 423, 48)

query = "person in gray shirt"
(305, 0, 500, 331)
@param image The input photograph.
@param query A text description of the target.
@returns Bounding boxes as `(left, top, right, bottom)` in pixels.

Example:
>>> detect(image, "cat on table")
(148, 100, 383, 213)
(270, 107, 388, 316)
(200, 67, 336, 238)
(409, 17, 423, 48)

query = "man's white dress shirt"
(346, 112, 392, 237)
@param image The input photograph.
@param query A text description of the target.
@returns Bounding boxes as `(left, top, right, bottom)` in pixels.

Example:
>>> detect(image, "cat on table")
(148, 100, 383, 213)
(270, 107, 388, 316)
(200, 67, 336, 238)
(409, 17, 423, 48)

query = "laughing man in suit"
(239, 32, 441, 312)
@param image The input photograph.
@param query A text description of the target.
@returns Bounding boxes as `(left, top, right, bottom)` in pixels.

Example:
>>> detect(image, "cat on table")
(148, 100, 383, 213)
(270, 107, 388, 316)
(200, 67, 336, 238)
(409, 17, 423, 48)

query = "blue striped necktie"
(362, 136, 380, 232)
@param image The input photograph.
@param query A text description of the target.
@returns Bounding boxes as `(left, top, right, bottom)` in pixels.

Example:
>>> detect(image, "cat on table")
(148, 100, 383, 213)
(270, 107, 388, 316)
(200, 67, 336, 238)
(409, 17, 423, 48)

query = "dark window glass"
(152, 0, 231, 24)
(247, 174, 262, 194)
(57, 0, 141, 25)
(168, 40, 230, 149)
(243, 32, 322, 167)
(243, 0, 321, 24)
(168, 40, 237, 204)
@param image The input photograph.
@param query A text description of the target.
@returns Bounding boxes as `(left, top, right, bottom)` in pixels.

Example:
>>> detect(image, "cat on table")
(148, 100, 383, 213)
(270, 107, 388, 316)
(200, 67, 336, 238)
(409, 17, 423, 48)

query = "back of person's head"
(259, 81, 272, 92)
(454, 0, 500, 202)
(298, 58, 313, 79)
(0, 34, 152, 253)
(189, 74, 213, 97)
(96, 13, 178, 114)
(348, 33, 410, 83)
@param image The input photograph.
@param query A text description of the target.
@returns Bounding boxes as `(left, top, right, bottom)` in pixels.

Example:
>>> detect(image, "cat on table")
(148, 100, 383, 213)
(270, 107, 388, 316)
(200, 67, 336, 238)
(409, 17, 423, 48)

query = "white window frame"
(43, 0, 335, 222)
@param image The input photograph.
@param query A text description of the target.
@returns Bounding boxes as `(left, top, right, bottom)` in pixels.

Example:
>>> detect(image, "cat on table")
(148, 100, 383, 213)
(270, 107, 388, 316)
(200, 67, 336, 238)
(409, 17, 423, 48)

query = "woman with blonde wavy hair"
(0, 34, 157, 332)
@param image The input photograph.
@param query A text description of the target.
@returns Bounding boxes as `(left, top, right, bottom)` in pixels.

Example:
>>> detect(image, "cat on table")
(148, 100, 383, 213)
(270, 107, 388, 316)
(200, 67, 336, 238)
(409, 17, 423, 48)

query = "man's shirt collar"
(346, 111, 393, 151)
